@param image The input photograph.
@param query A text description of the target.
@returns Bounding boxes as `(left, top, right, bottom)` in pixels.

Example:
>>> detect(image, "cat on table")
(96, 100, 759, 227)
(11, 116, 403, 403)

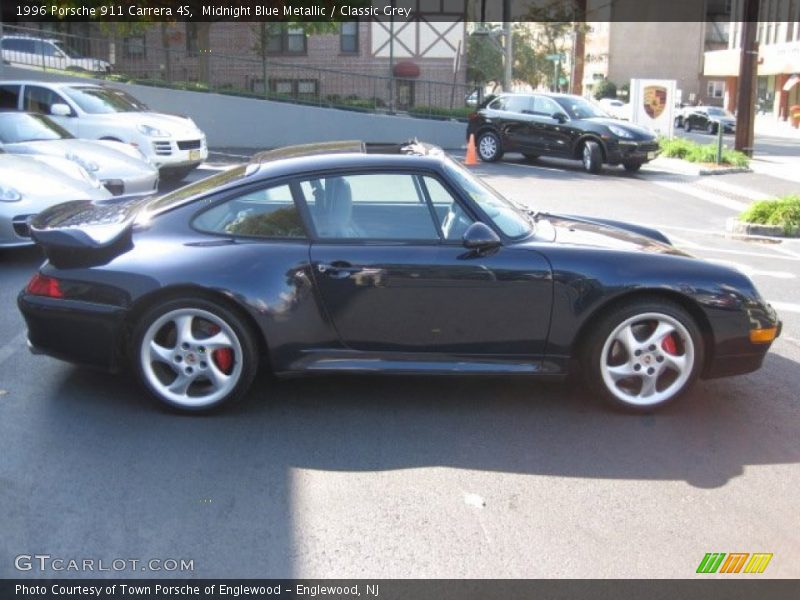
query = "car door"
(485, 96, 539, 154)
(300, 170, 552, 357)
(532, 95, 573, 156)
(21, 85, 78, 134)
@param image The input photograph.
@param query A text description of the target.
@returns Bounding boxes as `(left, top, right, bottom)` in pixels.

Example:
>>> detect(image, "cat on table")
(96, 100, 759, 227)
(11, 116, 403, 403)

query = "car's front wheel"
(476, 131, 503, 162)
(581, 140, 603, 174)
(582, 298, 704, 412)
(132, 298, 258, 412)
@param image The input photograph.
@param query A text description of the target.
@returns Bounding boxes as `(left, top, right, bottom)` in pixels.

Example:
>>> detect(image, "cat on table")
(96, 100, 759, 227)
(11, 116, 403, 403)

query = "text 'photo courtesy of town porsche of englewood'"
(0, 0, 799, 598)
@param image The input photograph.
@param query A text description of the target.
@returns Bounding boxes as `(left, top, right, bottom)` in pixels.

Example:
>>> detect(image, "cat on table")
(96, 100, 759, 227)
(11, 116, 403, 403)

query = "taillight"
(26, 273, 64, 299)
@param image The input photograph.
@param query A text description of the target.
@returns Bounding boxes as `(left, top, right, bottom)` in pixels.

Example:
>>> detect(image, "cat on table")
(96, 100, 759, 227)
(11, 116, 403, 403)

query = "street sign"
(545, 54, 563, 61)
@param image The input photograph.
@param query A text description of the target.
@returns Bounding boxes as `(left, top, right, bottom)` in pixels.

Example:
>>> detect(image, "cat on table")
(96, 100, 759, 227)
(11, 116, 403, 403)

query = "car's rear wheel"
(582, 298, 704, 412)
(132, 298, 258, 412)
(623, 161, 643, 172)
(476, 131, 503, 162)
(581, 140, 602, 174)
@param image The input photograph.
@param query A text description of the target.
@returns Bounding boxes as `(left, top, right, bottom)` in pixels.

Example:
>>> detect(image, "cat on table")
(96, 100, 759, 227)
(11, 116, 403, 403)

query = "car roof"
(0, 81, 102, 88)
(1, 35, 59, 42)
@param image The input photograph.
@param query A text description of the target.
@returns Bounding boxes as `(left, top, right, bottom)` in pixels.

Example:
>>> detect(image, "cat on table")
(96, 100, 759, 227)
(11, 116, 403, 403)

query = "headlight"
(137, 124, 170, 138)
(66, 152, 99, 173)
(608, 124, 635, 139)
(0, 185, 22, 202)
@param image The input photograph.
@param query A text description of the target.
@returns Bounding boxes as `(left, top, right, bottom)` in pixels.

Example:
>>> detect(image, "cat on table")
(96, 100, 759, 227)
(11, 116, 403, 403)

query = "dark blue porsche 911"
(18, 141, 780, 413)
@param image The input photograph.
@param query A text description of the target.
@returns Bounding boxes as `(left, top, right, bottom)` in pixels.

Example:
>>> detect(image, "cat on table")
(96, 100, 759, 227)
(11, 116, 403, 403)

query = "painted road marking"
(652, 180, 748, 211)
(770, 301, 800, 314)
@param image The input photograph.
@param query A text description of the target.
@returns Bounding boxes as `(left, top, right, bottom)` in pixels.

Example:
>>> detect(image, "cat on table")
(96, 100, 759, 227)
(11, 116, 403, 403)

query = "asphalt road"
(1, 153, 799, 579)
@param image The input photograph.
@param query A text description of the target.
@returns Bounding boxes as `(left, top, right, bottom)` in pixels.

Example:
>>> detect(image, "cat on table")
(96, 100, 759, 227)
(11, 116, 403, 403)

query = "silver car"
(0, 112, 158, 196)
(0, 152, 111, 247)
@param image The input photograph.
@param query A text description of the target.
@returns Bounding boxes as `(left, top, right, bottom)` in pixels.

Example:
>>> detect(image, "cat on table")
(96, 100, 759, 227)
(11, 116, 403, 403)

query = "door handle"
(317, 261, 362, 278)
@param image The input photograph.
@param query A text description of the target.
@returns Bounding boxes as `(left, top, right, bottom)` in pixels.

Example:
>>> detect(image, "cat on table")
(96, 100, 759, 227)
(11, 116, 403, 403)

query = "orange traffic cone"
(465, 134, 478, 166)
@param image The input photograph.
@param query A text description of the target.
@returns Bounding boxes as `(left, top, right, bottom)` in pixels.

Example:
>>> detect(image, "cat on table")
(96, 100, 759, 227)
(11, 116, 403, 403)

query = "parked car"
(0, 81, 208, 180)
(597, 97, 630, 120)
(1, 35, 111, 73)
(19, 140, 780, 413)
(0, 151, 111, 247)
(0, 112, 158, 196)
(683, 106, 736, 134)
(467, 93, 659, 173)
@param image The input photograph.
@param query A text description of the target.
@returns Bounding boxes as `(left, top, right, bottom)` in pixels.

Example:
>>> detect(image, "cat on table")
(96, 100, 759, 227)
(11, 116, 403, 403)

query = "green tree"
(593, 79, 618, 100)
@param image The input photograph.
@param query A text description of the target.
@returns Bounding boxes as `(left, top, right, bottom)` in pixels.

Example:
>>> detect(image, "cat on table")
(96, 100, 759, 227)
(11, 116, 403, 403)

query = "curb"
(725, 217, 799, 238)
(697, 166, 752, 176)
(649, 157, 751, 177)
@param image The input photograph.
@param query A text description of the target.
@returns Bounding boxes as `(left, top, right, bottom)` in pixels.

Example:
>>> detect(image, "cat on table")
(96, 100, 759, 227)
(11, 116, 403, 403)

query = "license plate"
(647, 151, 656, 160)
(189, 149, 201, 161)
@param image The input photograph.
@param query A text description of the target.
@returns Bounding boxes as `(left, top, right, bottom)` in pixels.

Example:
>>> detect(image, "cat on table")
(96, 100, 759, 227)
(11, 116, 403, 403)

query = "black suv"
(466, 93, 660, 173)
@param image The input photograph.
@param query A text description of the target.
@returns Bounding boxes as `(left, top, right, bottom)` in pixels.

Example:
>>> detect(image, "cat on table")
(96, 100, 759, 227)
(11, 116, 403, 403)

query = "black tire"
(581, 139, 603, 174)
(674, 116, 683, 129)
(476, 130, 503, 162)
(623, 161, 643, 173)
(131, 297, 259, 413)
(522, 153, 539, 162)
(581, 297, 704, 413)
(685, 120, 692, 132)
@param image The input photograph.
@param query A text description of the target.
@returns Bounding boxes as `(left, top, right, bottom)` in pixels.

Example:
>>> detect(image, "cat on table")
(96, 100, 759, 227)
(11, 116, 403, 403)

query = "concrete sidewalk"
(754, 114, 800, 140)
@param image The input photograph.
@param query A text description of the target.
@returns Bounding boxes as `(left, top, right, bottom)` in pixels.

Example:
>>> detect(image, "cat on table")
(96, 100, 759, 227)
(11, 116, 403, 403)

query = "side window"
(488, 97, 506, 111)
(533, 96, 563, 117)
(504, 95, 533, 113)
(300, 173, 440, 241)
(0, 85, 20, 109)
(23, 86, 66, 114)
(37, 41, 60, 57)
(422, 176, 475, 242)
(193, 184, 306, 239)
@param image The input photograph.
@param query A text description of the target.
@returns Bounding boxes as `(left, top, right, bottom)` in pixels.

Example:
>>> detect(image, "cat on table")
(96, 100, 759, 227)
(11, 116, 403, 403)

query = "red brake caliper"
(661, 334, 678, 355)
(207, 324, 234, 374)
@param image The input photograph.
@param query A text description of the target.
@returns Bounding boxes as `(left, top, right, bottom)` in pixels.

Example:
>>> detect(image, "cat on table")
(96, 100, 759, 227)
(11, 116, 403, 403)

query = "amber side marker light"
(750, 327, 778, 344)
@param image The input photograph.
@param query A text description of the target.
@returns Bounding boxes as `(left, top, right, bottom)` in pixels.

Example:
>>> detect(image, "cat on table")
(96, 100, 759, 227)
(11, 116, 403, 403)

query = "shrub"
(658, 137, 749, 167)
(593, 79, 617, 100)
(739, 195, 800, 234)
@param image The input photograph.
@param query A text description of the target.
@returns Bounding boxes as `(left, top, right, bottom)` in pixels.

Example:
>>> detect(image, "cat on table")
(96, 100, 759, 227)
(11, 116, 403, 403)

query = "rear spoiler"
(30, 195, 147, 267)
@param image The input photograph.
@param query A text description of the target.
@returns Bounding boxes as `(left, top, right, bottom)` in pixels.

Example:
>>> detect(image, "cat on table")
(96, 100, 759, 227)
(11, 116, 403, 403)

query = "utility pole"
(502, 0, 513, 92)
(735, 0, 760, 156)
(571, 0, 587, 96)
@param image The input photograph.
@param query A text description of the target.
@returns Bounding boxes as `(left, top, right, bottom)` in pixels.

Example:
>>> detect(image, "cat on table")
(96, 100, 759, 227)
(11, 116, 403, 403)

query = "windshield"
(142, 165, 252, 216)
(556, 96, 608, 119)
(62, 86, 145, 114)
(0, 112, 72, 143)
(443, 158, 533, 239)
(707, 107, 733, 117)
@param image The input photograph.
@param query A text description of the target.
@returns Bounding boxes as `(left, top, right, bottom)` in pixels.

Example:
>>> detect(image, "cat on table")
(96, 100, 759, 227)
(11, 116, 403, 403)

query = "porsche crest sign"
(630, 79, 677, 137)
(643, 85, 668, 119)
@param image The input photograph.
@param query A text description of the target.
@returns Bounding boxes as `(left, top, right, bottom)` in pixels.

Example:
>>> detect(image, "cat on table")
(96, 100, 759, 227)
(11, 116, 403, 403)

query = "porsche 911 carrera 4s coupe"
(18, 141, 781, 413)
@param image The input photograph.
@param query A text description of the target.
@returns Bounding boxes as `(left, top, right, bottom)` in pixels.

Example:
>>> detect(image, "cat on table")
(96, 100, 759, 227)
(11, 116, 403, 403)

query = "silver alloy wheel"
(478, 134, 497, 160)
(599, 312, 695, 407)
(582, 144, 592, 170)
(139, 307, 244, 409)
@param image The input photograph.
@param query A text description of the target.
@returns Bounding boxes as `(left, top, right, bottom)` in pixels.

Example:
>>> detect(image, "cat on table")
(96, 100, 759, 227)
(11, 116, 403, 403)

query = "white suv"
(1, 81, 208, 179)
(1, 36, 111, 73)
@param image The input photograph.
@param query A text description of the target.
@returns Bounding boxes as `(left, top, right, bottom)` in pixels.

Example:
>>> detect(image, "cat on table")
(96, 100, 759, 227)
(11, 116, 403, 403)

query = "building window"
(186, 23, 198, 54)
(122, 36, 146, 59)
(340, 21, 359, 53)
(267, 25, 307, 54)
(707, 80, 725, 98)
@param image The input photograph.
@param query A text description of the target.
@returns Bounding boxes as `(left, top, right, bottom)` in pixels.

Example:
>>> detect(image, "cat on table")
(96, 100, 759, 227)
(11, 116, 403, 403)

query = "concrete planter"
(725, 217, 799, 238)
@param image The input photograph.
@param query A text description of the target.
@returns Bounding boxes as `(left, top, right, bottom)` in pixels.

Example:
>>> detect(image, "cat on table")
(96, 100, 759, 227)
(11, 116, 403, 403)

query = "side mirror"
(462, 222, 502, 251)
(50, 103, 71, 117)
(551, 112, 567, 123)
